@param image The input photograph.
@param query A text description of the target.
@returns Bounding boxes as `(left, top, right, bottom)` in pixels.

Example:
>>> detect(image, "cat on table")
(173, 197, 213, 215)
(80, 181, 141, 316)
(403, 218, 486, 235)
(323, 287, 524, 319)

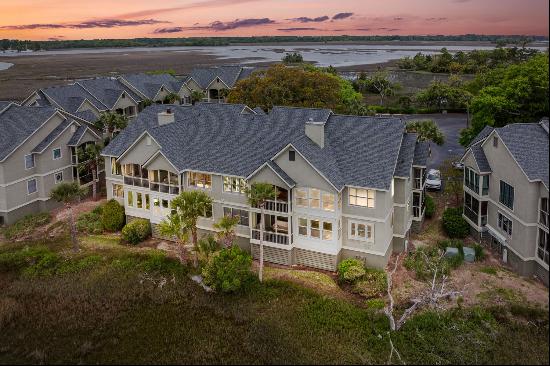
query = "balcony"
(124, 176, 149, 188)
(251, 229, 289, 245)
(150, 182, 179, 195)
(260, 200, 289, 213)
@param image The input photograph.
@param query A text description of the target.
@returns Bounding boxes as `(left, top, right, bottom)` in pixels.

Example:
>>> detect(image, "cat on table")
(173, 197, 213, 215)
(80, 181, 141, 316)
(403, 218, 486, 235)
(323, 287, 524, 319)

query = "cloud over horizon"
(1, 19, 167, 30)
(290, 16, 330, 23)
(183, 18, 276, 31)
(332, 12, 354, 20)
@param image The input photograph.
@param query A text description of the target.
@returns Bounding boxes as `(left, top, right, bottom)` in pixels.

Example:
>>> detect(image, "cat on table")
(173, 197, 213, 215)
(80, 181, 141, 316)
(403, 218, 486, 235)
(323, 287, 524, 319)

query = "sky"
(0, 0, 548, 41)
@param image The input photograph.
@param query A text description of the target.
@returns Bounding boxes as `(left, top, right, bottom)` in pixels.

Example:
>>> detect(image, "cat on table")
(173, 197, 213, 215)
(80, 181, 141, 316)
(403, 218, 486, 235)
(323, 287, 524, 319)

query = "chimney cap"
(166, 108, 172, 114)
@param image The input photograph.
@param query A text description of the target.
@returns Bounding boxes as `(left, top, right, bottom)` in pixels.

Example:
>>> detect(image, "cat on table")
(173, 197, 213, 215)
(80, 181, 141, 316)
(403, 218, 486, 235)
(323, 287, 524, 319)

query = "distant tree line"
(1, 35, 546, 52)
(397, 46, 542, 74)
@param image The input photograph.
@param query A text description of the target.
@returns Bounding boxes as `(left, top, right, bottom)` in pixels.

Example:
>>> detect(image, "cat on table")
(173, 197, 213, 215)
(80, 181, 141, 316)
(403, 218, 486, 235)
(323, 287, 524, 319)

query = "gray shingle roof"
(189, 66, 255, 89)
(496, 123, 549, 187)
(266, 161, 296, 187)
(413, 141, 430, 167)
(468, 125, 494, 147)
(0, 106, 58, 161)
(122, 73, 179, 99)
(71, 110, 99, 124)
(103, 103, 408, 191)
(77, 77, 142, 109)
(470, 144, 491, 173)
(394, 133, 417, 178)
(67, 125, 87, 146)
(41, 84, 105, 112)
(0, 101, 15, 113)
(31, 118, 72, 153)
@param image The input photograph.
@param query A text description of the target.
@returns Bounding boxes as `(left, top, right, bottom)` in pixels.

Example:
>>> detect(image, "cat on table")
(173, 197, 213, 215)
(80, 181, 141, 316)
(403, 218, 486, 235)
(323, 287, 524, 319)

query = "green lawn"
(0, 236, 548, 364)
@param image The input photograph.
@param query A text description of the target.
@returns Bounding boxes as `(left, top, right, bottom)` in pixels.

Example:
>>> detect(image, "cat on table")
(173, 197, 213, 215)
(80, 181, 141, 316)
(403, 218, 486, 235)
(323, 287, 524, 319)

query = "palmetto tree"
(78, 143, 103, 201)
(246, 182, 276, 282)
(163, 92, 180, 104)
(169, 190, 213, 267)
(191, 91, 204, 105)
(158, 210, 191, 263)
(94, 111, 128, 140)
(50, 182, 88, 252)
(214, 215, 239, 248)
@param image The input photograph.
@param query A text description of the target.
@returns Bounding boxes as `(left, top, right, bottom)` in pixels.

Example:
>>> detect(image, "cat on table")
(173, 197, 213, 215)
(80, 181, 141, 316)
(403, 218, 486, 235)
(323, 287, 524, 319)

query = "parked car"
(452, 161, 464, 170)
(426, 169, 442, 190)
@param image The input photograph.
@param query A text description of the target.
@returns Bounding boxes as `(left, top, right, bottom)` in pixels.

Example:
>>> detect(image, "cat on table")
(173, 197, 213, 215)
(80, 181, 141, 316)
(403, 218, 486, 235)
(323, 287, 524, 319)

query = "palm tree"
(94, 112, 128, 140)
(50, 182, 88, 252)
(169, 190, 213, 267)
(163, 92, 180, 104)
(196, 235, 221, 264)
(158, 210, 191, 263)
(191, 91, 204, 105)
(214, 215, 239, 248)
(78, 143, 103, 201)
(246, 182, 276, 282)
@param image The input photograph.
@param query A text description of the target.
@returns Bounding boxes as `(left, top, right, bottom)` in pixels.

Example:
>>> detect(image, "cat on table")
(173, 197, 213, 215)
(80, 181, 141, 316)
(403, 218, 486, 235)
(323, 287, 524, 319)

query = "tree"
(214, 215, 240, 248)
(167, 190, 213, 267)
(78, 143, 103, 201)
(163, 92, 180, 104)
(191, 90, 204, 105)
(282, 52, 303, 64)
(353, 71, 399, 106)
(246, 182, 276, 282)
(196, 235, 221, 264)
(415, 79, 472, 111)
(94, 112, 128, 140)
(50, 182, 88, 252)
(227, 64, 362, 113)
(158, 208, 191, 264)
(406, 119, 445, 145)
(441, 157, 463, 205)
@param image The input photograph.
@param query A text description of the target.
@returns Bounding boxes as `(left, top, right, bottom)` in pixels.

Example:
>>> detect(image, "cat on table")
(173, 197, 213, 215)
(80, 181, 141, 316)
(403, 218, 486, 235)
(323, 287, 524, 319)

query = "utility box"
(444, 247, 459, 258)
(463, 247, 476, 262)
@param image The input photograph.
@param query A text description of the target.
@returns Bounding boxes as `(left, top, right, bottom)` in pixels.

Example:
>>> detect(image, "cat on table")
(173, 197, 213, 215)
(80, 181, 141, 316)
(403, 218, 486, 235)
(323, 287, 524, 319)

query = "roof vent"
(305, 120, 325, 148)
(158, 108, 174, 126)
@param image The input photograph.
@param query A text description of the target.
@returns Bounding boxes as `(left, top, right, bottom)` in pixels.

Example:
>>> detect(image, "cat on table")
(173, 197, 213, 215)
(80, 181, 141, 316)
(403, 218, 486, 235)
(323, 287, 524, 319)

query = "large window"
(465, 167, 479, 193)
(295, 187, 335, 211)
(498, 212, 512, 236)
(540, 198, 548, 228)
(223, 207, 249, 226)
(464, 192, 480, 224)
(188, 172, 211, 189)
(129, 191, 150, 210)
(297, 217, 333, 241)
(348, 188, 375, 208)
(223, 176, 246, 194)
(27, 179, 37, 194)
(499, 181, 514, 210)
(349, 221, 374, 242)
(111, 158, 121, 175)
(24, 154, 35, 169)
(112, 183, 124, 198)
(538, 228, 549, 264)
(481, 175, 489, 196)
(150, 169, 179, 194)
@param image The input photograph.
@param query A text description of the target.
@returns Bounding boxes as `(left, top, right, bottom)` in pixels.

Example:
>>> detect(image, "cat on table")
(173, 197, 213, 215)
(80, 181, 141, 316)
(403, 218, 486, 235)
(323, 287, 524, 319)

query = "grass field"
(0, 234, 548, 364)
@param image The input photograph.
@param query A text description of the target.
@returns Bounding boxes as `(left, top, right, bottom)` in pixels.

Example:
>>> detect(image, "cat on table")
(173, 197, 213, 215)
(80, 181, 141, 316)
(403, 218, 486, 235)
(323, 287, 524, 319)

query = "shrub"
(4, 213, 51, 240)
(425, 195, 436, 218)
(404, 246, 451, 281)
(76, 210, 104, 234)
(22, 252, 61, 277)
(101, 199, 125, 232)
(473, 243, 485, 261)
(121, 219, 151, 245)
(202, 246, 253, 293)
(442, 207, 470, 238)
(0, 246, 54, 272)
(337, 258, 366, 283)
(352, 269, 387, 298)
(365, 298, 386, 310)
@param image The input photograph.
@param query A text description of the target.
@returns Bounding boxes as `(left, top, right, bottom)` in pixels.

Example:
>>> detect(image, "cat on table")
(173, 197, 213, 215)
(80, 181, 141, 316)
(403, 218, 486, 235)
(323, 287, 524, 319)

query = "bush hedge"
(121, 219, 151, 245)
(425, 195, 436, 218)
(442, 207, 470, 238)
(101, 199, 125, 232)
(202, 246, 253, 293)
(337, 258, 366, 283)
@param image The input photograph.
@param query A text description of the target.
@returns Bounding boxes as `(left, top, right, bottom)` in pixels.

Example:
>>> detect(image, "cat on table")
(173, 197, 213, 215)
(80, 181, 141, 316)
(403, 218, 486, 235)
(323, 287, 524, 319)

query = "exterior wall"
(112, 94, 138, 113)
(118, 134, 160, 166)
(76, 100, 101, 116)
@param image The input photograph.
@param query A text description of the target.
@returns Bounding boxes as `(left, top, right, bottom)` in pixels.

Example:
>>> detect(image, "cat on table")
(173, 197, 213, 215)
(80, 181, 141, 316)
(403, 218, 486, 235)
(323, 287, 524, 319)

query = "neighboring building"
(0, 101, 17, 113)
(118, 73, 189, 105)
(461, 119, 549, 285)
(0, 104, 102, 225)
(102, 103, 428, 271)
(185, 65, 256, 102)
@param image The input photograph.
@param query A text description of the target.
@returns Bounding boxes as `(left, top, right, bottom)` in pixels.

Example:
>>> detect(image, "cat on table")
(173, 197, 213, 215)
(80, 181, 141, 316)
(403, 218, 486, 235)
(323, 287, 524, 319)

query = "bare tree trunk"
(192, 227, 198, 268)
(68, 204, 79, 252)
(92, 166, 97, 201)
(259, 205, 265, 283)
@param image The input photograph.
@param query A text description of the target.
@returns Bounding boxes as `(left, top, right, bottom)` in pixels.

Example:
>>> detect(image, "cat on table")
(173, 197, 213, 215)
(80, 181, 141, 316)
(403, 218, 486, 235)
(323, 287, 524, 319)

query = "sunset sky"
(0, 0, 548, 41)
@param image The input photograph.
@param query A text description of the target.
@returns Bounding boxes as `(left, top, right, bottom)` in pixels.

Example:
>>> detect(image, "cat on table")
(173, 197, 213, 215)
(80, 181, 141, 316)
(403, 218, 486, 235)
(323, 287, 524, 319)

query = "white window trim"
(297, 216, 334, 241)
(54, 171, 63, 184)
(295, 187, 335, 212)
(497, 210, 513, 236)
(187, 171, 212, 190)
(27, 178, 37, 195)
(348, 187, 376, 209)
(223, 176, 247, 194)
(52, 147, 62, 160)
(348, 220, 375, 243)
(24, 153, 35, 170)
(223, 206, 249, 227)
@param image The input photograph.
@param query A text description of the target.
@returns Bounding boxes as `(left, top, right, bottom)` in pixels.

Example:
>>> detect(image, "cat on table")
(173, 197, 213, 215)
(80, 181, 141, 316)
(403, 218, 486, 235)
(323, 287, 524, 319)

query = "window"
(223, 207, 249, 226)
(465, 167, 480, 193)
(540, 198, 548, 228)
(295, 187, 335, 211)
(24, 154, 35, 169)
(493, 136, 498, 147)
(499, 181, 514, 210)
(27, 179, 37, 194)
(223, 176, 246, 193)
(54, 171, 63, 184)
(498, 212, 512, 235)
(137, 193, 143, 209)
(297, 217, 333, 241)
(349, 221, 374, 242)
(52, 147, 62, 160)
(127, 191, 134, 207)
(112, 184, 124, 198)
(188, 172, 211, 189)
(464, 192, 479, 224)
(111, 158, 121, 175)
(203, 203, 213, 218)
(538, 228, 549, 264)
(349, 188, 375, 208)
(481, 175, 489, 196)
(289, 150, 295, 161)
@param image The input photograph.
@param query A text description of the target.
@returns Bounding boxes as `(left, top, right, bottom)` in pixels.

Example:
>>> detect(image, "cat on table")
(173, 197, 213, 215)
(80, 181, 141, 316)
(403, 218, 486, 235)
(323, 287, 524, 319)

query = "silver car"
(425, 169, 442, 190)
